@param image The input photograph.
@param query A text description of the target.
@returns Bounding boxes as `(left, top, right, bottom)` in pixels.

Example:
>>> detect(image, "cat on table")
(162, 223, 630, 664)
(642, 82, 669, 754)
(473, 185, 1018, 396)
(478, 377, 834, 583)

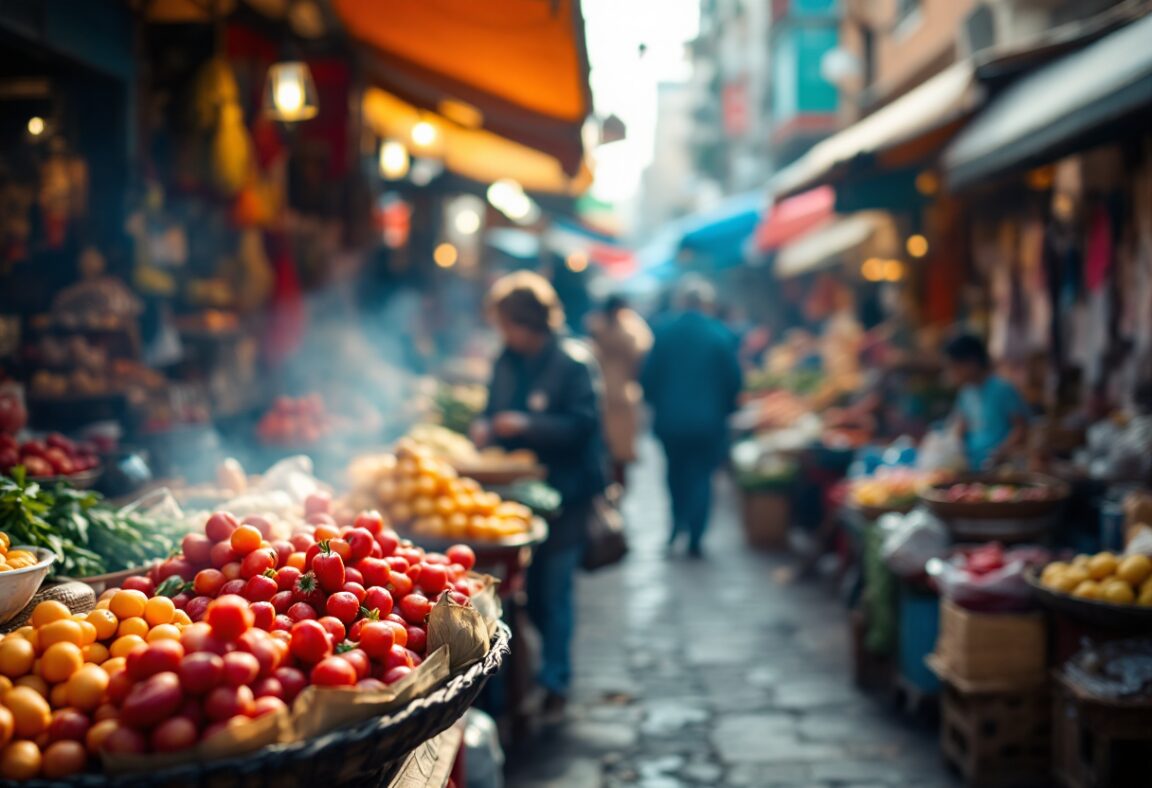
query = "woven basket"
(27, 624, 510, 788)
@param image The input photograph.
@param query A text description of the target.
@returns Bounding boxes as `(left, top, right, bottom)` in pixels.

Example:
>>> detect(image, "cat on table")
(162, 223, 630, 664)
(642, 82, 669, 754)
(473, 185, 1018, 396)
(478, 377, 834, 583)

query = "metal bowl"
(1025, 568, 1152, 630)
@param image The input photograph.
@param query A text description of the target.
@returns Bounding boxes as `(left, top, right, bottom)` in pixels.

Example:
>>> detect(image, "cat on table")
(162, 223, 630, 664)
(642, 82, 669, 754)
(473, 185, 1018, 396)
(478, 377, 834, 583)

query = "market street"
(507, 438, 959, 788)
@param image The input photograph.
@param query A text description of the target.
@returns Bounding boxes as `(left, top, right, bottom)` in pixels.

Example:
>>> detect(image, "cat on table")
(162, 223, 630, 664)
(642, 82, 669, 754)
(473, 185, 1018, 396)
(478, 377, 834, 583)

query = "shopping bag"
(582, 491, 628, 571)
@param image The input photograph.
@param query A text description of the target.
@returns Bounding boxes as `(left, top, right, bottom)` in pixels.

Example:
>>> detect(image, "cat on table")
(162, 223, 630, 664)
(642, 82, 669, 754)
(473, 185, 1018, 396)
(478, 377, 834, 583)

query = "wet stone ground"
(505, 440, 960, 788)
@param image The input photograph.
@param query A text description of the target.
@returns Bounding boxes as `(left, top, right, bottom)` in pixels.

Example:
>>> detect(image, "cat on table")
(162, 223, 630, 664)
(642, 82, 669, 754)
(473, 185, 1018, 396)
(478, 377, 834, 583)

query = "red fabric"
(1084, 204, 1113, 292)
(755, 186, 835, 251)
(262, 232, 306, 367)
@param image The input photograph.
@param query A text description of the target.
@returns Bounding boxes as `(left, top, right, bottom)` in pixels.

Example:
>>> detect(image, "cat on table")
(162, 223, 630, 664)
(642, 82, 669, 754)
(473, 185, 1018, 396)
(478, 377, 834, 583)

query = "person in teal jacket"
(944, 334, 1030, 469)
(642, 276, 742, 556)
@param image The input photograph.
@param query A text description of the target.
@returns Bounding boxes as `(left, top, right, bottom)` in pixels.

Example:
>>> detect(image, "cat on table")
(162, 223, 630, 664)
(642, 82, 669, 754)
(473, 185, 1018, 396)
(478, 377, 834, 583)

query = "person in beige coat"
(586, 295, 653, 487)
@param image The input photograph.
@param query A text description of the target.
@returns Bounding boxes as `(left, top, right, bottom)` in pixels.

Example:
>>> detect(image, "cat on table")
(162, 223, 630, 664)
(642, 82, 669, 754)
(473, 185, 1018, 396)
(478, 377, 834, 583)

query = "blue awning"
(676, 191, 767, 269)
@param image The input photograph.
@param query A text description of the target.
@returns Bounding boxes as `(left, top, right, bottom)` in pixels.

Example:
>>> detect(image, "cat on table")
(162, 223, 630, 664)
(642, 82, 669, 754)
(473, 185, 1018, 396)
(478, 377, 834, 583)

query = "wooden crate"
(934, 600, 1047, 686)
(940, 679, 1050, 787)
(1052, 675, 1152, 788)
(740, 489, 790, 550)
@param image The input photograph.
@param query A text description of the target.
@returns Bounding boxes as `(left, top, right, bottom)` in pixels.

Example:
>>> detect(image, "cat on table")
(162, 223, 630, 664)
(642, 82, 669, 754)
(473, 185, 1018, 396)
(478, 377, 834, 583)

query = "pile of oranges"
(0, 590, 190, 779)
(0, 533, 40, 572)
(347, 440, 533, 542)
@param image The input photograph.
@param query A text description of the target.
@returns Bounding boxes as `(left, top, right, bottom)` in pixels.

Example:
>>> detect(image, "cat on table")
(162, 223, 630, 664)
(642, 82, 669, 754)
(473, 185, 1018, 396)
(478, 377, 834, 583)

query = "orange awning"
(334, 0, 591, 175)
(362, 88, 592, 195)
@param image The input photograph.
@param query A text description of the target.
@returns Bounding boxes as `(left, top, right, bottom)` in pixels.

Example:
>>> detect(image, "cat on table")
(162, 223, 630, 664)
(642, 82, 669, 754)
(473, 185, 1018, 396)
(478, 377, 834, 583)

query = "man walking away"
(642, 276, 743, 557)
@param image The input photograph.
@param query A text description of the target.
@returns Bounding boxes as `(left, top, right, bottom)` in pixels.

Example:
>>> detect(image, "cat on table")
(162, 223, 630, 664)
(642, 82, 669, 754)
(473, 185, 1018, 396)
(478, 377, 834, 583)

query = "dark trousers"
(660, 436, 724, 549)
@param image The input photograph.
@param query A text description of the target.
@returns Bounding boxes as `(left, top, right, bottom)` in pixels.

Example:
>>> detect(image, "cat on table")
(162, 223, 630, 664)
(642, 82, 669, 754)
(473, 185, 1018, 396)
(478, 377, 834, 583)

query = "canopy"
(945, 14, 1152, 188)
(775, 212, 895, 279)
(678, 191, 766, 268)
(363, 88, 592, 196)
(755, 186, 835, 252)
(335, 0, 591, 175)
(771, 62, 981, 198)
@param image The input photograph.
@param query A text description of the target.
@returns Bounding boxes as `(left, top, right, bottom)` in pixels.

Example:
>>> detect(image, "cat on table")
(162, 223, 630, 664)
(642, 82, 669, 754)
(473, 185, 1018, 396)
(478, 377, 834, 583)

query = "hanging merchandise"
(1084, 203, 1114, 292)
(187, 56, 254, 198)
(38, 138, 89, 249)
(212, 102, 254, 198)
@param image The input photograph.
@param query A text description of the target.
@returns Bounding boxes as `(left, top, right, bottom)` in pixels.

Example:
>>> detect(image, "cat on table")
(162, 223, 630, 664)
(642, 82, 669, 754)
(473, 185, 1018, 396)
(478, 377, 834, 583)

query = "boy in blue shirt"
(944, 335, 1030, 470)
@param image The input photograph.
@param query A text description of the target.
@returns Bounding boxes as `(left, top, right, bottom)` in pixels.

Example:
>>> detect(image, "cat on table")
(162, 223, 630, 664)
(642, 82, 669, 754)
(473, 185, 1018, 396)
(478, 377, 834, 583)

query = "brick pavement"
(505, 439, 961, 788)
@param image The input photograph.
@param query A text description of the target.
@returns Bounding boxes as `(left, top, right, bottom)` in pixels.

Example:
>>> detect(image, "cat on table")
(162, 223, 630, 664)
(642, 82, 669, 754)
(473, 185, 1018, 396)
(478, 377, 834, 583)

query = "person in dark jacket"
(472, 271, 605, 718)
(643, 276, 742, 557)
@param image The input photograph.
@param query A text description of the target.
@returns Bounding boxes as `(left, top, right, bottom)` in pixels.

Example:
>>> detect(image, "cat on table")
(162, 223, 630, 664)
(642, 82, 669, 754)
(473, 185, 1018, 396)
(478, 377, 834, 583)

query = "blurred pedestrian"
(585, 295, 652, 487)
(943, 334, 1030, 470)
(642, 276, 742, 557)
(471, 271, 605, 719)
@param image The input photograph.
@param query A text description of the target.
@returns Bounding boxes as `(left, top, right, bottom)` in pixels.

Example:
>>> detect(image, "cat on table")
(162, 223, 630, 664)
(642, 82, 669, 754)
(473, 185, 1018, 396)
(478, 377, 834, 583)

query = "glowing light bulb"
(454, 208, 481, 235)
(27, 117, 45, 136)
(905, 234, 929, 258)
(411, 120, 438, 149)
(379, 141, 410, 180)
(434, 243, 458, 268)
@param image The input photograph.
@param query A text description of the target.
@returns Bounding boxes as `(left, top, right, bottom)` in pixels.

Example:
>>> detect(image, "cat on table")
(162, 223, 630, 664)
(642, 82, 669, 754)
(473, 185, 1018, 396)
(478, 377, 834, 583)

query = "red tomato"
(241, 550, 277, 580)
(446, 544, 476, 572)
(448, 591, 472, 607)
(304, 492, 331, 517)
(210, 541, 238, 569)
(356, 677, 388, 692)
(252, 695, 287, 718)
(397, 547, 424, 566)
(290, 533, 314, 553)
(317, 616, 346, 643)
(47, 708, 91, 743)
(416, 563, 449, 595)
(219, 579, 247, 597)
(312, 546, 346, 593)
(287, 602, 318, 622)
(203, 685, 255, 721)
(292, 572, 326, 609)
(273, 667, 307, 703)
(358, 621, 395, 659)
(178, 652, 224, 695)
(186, 595, 213, 622)
(107, 670, 135, 704)
(270, 590, 294, 614)
(276, 566, 301, 592)
(344, 566, 364, 586)
(244, 574, 278, 603)
(357, 557, 391, 589)
(405, 626, 427, 655)
(354, 511, 385, 535)
(102, 724, 148, 754)
(182, 534, 214, 567)
(345, 528, 376, 562)
(251, 676, 283, 700)
(423, 552, 449, 565)
(270, 540, 294, 568)
(241, 515, 275, 539)
(205, 595, 254, 641)
(205, 512, 240, 543)
(171, 591, 193, 611)
(238, 631, 282, 677)
(194, 569, 226, 597)
(376, 529, 400, 557)
(398, 593, 432, 625)
(157, 557, 196, 582)
(325, 592, 361, 624)
(381, 620, 408, 649)
(180, 623, 228, 656)
(128, 639, 185, 680)
(384, 645, 415, 672)
(364, 587, 394, 618)
(249, 601, 276, 630)
(289, 620, 333, 664)
(388, 573, 414, 599)
(384, 556, 410, 574)
(337, 648, 370, 679)
(311, 656, 357, 687)
(221, 651, 260, 687)
(150, 716, 198, 753)
(382, 666, 412, 685)
(218, 561, 241, 580)
(272, 614, 294, 632)
(120, 672, 183, 729)
(121, 575, 156, 596)
(341, 582, 366, 604)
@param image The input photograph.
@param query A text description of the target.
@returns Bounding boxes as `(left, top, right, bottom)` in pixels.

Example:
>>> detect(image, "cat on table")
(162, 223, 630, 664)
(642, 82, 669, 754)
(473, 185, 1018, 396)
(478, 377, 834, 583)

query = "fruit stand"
(0, 441, 516, 784)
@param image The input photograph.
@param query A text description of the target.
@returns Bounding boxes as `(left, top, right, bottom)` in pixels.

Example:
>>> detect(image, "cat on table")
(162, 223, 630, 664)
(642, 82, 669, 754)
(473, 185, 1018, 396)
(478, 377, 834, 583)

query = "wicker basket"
(28, 624, 510, 788)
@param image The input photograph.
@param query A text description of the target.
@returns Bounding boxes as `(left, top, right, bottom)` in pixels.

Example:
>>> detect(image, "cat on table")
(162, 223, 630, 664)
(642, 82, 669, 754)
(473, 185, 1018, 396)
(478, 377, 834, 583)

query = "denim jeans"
(525, 518, 586, 696)
(661, 436, 724, 550)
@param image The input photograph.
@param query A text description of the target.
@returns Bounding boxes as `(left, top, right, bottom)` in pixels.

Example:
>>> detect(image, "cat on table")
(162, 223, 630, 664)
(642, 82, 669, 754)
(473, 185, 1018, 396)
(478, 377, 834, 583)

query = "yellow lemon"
(1042, 562, 1069, 584)
(1088, 553, 1119, 581)
(1072, 554, 1092, 568)
(1138, 579, 1152, 606)
(1102, 579, 1135, 605)
(1116, 554, 1152, 587)
(1072, 580, 1101, 600)
(1063, 566, 1091, 588)
(1046, 571, 1077, 594)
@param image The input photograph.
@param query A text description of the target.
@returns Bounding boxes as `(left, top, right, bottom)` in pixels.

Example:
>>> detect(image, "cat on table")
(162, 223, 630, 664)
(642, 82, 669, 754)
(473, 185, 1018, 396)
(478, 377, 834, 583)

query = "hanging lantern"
(263, 61, 318, 122)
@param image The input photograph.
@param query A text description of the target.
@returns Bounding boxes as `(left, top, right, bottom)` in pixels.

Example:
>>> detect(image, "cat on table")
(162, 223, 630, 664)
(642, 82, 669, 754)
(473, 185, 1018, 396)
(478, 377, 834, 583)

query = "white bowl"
(0, 546, 56, 625)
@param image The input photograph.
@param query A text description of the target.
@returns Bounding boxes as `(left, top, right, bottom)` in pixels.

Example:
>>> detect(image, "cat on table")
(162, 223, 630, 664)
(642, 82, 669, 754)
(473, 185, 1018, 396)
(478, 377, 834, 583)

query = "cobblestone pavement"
(505, 440, 960, 788)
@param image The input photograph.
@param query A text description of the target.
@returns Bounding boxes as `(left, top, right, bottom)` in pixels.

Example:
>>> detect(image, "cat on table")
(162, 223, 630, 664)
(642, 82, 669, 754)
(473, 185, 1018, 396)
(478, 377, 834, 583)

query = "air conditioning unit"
(957, 5, 997, 58)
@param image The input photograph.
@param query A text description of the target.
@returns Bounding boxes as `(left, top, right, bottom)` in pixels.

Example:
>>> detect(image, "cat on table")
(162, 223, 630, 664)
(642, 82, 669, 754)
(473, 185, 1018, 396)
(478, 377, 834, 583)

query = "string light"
(905, 234, 929, 258)
(379, 141, 410, 180)
(433, 243, 458, 268)
(27, 117, 45, 136)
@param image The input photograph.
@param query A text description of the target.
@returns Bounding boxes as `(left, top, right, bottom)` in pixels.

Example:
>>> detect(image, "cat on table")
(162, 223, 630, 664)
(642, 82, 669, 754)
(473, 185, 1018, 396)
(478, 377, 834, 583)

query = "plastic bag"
(917, 428, 966, 473)
(879, 509, 950, 579)
(927, 544, 1051, 612)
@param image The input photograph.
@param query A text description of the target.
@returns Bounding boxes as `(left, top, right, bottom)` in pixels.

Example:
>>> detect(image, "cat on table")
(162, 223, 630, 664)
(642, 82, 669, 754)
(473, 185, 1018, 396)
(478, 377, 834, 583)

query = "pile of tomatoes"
(256, 395, 331, 446)
(0, 498, 480, 781)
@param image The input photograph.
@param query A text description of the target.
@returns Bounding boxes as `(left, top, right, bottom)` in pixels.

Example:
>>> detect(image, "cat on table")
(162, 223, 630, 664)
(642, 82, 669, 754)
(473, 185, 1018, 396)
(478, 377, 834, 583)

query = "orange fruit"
(30, 601, 70, 629)
(0, 638, 35, 679)
(230, 525, 262, 555)
(85, 718, 118, 755)
(49, 682, 69, 709)
(86, 609, 118, 641)
(42, 739, 85, 779)
(109, 635, 146, 660)
(3, 686, 51, 738)
(0, 705, 12, 748)
(82, 642, 109, 665)
(117, 617, 149, 639)
(172, 610, 192, 627)
(109, 590, 148, 621)
(143, 596, 176, 627)
(39, 642, 83, 684)
(38, 620, 83, 650)
(14, 675, 48, 698)
(66, 665, 109, 712)
(99, 657, 127, 676)
(0, 739, 42, 780)
(146, 624, 181, 643)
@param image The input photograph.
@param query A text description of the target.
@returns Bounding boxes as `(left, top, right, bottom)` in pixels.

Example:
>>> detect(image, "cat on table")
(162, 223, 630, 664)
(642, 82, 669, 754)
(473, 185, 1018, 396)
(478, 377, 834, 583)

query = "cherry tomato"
(273, 667, 307, 703)
(416, 563, 449, 595)
(345, 528, 376, 562)
(157, 557, 195, 583)
(270, 591, 294, 614)
(342, 581, 366, 603)
(194, 569, 226, 597)
(388, 572, 414, 599)
(219, 579, 247, 597)
(287, 602, 318, 622)
(244, 574, 278, 603)
(210, 541, 238, 569)
(289, 533, 314, 553)
(150, 716, 197, 753)
(121, 575, 156, 596)
(310, 657, 357, 687)
(376, 529, 400, 557)
(120, 671, 183, 729)
(325, 592, 360, 624)
(241, 550, 276, 580)
(312, 546, 346, 593)
(304, 492, 331, 517)
(289, 620, 332, 664)
(47, 708, 90, 743)
(382, 666, 412, 685)
(249, 601, 276, 630)
(185, 595, 213, 623)
(272, 615, 294, 632)
(358, 621, 396, 659)
(317, 616, 346, 644)
(127, 639, 185, 680)
(230, 525, 263, 556)
(182, 533, 214, 567)
(446, 544, 476, 572)
(221, 651, 260, 687)
(204, 595, 254, 641)
(242, 515, 275, 539)
(292, 572, 326, 608)
(252, 695, 287, 718)
(205, 511, 240, 543)
(338, 648, 371, 680)
(344, 566, 364, 586)
(203, 684, 255, 721)
(357, 557, 391, 589)
(449, 591, 472, 607)
(384, 556, 410, 574)
(364, 587, 394, 618)
(405, 626, 428, 655)
(398, 593, 432, 625)
(252, 676, 283, 700)
(270, 540, 294, 568)
(356, 677, 388, 692)
(381, 620, 408, 649)
(237, 630, 282, 677)
(354, 511, 385, 535)
(178, 652, 223, 695)
(276, 566, 301, 592)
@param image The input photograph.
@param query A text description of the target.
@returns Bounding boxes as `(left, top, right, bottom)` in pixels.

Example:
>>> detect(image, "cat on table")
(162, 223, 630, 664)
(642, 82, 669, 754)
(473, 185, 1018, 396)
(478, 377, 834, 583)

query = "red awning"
(754, 186, 835, 252)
